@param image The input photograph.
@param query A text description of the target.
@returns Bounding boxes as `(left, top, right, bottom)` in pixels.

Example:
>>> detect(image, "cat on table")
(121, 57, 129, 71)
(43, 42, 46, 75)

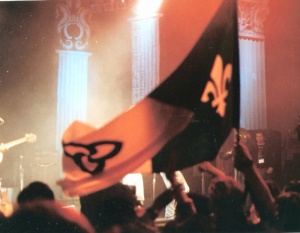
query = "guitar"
(0, 134, 36, 217)
(0, 133, 37, 153)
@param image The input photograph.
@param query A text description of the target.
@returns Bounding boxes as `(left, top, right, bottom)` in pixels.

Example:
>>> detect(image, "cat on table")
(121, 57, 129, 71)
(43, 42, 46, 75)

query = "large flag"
(57, 0, 239, 197)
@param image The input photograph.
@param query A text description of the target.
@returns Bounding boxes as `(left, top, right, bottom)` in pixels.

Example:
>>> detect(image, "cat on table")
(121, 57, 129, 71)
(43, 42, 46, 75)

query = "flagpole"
(234, 128, 240, 181)
(152, 173, 156, 201)
(201, 172, 206, 195)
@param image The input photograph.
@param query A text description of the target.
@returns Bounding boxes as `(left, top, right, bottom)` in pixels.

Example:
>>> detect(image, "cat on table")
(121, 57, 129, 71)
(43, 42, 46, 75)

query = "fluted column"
(55, 1, 91, 160)
(238, 0, 269, 129)
(127, 3, 162, 203)
(56, 50, 90, 146)
(130, 14, 161, 104)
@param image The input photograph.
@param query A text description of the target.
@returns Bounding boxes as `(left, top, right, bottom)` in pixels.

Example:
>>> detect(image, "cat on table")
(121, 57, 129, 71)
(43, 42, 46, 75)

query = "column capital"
(238, 0, 269, 41)
(89, 0, 134, 13)
(56, 0, 92, 50)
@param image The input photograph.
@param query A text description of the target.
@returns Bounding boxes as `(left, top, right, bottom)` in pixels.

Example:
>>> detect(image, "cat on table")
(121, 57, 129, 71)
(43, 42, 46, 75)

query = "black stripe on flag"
(149, 0, 240, 172)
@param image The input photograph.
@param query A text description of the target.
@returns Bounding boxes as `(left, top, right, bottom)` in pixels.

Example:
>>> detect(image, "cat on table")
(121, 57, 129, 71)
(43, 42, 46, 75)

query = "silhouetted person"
(208, 175, 253, 232)
(2, 200, 95, 233)
(80, 182, 150, 232)
(17, 181, 55, 205)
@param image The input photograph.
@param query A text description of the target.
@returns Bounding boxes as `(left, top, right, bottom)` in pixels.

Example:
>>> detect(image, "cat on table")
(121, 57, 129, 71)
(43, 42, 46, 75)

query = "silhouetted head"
(2, 200, 95, 233)
(17, 181, 55, 205)
(208, 176, 244, 211)
(208, 176, 250, 232)
(80, 182, 139, 232)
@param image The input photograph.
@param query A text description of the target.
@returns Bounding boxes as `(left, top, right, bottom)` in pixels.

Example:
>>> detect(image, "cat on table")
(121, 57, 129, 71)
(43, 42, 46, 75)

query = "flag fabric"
(57, 0, 239, 197)
(58, 99, 193, 197)
(150, 0, 240, 172)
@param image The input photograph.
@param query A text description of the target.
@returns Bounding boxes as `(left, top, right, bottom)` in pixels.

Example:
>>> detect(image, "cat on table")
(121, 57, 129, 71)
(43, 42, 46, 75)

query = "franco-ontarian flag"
(57, 0, 240, 197)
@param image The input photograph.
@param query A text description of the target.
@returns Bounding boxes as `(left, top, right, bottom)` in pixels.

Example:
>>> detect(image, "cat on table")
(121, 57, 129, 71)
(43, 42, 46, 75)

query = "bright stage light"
(133, 0, 162, 17)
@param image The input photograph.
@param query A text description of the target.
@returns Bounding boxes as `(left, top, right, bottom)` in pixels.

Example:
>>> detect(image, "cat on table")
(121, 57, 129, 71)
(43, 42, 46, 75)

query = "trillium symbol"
(63, 141, 122, 175)
(200, 55, 232, 117)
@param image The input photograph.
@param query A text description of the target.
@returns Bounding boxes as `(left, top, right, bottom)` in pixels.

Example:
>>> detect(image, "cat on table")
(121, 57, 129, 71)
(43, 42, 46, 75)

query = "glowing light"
(133, 0, 162, 17)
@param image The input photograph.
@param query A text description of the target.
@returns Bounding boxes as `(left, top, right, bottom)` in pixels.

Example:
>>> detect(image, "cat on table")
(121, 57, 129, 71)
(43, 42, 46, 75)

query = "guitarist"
(0, 134, 36, 215)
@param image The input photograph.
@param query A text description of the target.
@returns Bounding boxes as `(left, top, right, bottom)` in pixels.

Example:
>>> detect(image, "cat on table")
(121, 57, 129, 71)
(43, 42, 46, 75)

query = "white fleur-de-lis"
(200, 55, 232, 117)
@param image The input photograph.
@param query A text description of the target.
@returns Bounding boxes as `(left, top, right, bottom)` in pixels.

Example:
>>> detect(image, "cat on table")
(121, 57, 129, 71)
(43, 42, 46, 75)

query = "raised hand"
(234, 141, 254, 172)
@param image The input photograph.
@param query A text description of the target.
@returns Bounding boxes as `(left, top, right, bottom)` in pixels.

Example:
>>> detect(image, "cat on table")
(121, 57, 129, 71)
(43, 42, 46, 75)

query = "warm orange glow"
(133, 0, 163, 16)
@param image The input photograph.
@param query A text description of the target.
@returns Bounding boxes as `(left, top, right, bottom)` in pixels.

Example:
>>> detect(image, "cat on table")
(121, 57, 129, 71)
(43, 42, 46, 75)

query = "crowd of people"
(0, 134, 299, 232)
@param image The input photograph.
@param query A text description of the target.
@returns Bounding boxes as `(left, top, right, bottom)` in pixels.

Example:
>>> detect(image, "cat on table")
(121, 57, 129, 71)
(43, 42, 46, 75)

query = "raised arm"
(198, 161, 226, 177)
(165, 170, 196, 216)
(234, 141, 276, 222)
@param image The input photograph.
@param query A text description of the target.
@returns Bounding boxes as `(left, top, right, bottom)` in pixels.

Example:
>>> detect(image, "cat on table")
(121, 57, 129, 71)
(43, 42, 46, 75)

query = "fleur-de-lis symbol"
(200, 55, 232, 117)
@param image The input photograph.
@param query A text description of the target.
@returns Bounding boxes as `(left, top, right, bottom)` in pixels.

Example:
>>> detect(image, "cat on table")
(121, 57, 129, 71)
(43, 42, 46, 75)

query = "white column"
(128, 9, 161, 204)
(130, 15, 161, 104)
(238, 0, 269, 129)
(55, 1, 92, 179)
(56, 50, 91, 148)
